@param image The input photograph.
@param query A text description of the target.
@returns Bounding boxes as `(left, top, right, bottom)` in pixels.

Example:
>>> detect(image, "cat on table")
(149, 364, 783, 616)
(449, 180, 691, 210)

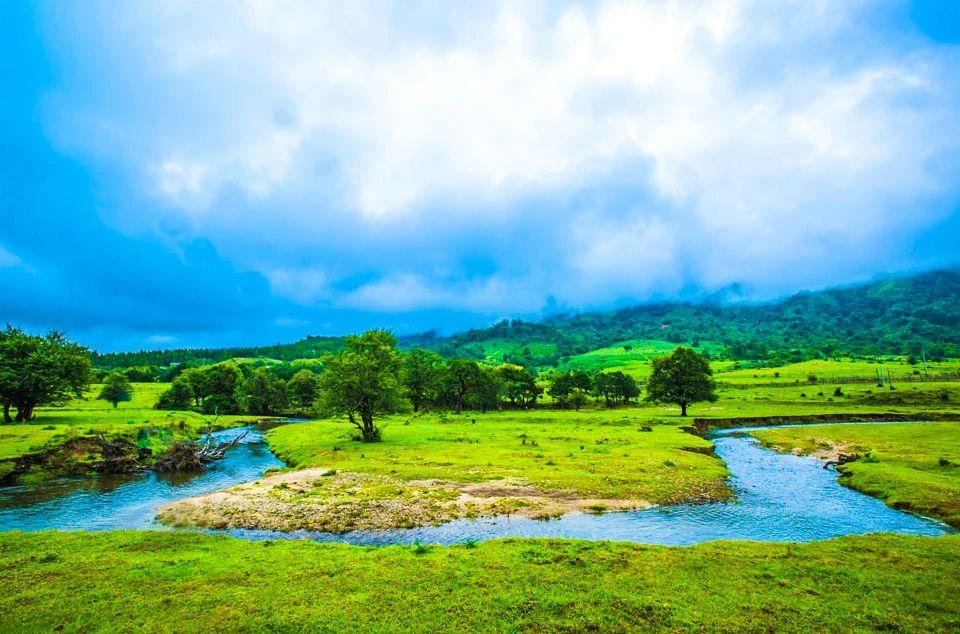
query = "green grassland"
(2, 531, 959, 633)
(557, 339, 730, 379)
(558, 343, 959, 385)
(754, 422, 960, 527)
(267, 412, 730, 505)
(0, 383, 266, 483)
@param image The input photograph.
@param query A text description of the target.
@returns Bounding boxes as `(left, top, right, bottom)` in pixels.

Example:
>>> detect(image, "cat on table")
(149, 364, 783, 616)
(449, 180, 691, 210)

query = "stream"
(0, 421, 952, 544)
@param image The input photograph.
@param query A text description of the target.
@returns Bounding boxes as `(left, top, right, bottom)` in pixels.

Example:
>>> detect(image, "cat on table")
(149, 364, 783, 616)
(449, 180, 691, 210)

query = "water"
(0, 426, 282, 531)
(0, 422, 952, 544)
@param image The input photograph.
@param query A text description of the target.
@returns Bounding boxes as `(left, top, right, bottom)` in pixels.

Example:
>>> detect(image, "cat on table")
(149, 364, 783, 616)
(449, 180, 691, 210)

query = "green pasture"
(2, 531, 959, 633)
(267, 411, 730, 504)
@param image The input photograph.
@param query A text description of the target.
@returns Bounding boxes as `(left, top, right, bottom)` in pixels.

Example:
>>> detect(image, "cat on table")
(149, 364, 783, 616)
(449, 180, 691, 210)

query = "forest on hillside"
(93, 269, 960, 369)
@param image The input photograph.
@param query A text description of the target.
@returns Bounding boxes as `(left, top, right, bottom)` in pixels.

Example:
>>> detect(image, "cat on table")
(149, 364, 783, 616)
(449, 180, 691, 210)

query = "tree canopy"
(318, 330, 406, 442)
(645, 347, 717, 417)
(0, 327, 91, 422)
(98, 371, 133, 408)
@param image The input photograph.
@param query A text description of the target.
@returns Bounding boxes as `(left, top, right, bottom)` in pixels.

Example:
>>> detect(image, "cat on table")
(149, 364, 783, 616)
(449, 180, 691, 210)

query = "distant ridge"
(93, 269, 960, 367)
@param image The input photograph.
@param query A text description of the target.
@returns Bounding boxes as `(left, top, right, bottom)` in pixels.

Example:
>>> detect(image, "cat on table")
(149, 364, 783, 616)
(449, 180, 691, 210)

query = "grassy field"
(1, 531, 959, 632)
(0, 383, 266, 483)
(556, 344, 960, 386)
(267, 412, 729, 504)
(754, 421, 960, 528)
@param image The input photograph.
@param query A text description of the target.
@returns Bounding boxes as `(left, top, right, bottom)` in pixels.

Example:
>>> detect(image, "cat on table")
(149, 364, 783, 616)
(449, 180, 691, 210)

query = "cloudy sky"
(2, 1, 960, 351)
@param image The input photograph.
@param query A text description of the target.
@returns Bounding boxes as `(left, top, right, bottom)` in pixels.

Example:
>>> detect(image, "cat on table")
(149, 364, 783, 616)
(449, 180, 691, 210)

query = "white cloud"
(264, 267, 330, 304)
(146, 334, 177, 344)
(44, 0, 960, 311)
(0, 245, 24, 269)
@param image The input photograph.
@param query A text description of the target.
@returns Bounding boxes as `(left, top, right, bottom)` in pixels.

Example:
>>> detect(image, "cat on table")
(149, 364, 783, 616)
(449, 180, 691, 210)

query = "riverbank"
(2, 531, 959, 632)
(754, 421, 960, 528)
(0, 383, 276, 485)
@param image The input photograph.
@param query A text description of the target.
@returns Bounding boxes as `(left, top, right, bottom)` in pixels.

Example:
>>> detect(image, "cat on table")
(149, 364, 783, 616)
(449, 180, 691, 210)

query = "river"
(0, 421, 952, 544)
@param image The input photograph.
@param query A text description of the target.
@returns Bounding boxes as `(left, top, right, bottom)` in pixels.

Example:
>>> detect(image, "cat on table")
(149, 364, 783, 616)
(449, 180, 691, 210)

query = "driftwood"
(153, 431, 248, 472)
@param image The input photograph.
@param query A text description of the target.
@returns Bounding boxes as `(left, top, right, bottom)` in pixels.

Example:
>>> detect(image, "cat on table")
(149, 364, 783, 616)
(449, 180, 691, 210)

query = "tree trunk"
(360, 412, 380, 442)
(680, 402, 688, 417)
(2, 403, 10, 423)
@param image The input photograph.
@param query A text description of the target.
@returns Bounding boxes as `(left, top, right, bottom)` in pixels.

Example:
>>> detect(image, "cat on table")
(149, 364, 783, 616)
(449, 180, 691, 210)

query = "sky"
(2, 1, 960, 352)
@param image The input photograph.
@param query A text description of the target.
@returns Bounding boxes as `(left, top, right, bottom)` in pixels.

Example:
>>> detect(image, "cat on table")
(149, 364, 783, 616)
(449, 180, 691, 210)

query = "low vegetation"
(2, 531, 960, 632)
(266, 413, 729, 504)
(754, 421, 960, 527)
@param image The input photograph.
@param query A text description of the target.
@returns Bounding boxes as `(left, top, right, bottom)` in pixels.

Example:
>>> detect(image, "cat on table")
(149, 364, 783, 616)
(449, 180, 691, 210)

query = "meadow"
(1, 531, 959, 632)
(4, 354, 960, 631)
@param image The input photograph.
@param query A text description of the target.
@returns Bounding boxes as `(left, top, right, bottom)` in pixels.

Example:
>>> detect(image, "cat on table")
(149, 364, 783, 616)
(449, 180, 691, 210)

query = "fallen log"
(153, 431, 248, 472)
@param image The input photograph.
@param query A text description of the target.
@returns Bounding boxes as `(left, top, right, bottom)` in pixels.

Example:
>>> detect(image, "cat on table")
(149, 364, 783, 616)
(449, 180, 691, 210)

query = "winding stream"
(0, 421, 952, 544)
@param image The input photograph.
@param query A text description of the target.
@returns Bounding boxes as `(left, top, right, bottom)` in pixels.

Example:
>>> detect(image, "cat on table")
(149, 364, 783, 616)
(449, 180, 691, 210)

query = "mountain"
(93, 269, 960, 368)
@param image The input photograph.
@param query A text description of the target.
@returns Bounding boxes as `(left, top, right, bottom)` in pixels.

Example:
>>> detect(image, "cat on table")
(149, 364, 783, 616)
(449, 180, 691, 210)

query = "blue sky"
(2, 1, 960, 352)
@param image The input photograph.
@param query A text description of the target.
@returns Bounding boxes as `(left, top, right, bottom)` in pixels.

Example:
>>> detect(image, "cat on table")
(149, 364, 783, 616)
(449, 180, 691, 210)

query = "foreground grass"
(754, 422, 960, 527)
(2, 531, 959, 632)
(267, 412, 730, 504)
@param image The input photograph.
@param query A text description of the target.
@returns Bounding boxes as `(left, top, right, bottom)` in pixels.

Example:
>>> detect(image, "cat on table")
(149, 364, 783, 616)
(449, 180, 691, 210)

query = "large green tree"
(98, 371, 133, 408)
(287, 369, 321, 410)
(401, 348, 445, 412)
(593, 370, 640, 407)
(443, 359, 485, 414)
(496, 364, 541, 409)
(0, 327, 91, 422)
(645, 347, 717, 416)
(183, 363, 241, 409)
(238, 367, 287, 415)
(318, 330, 406, 442)
(548, 370, 591, 410)
(156, 377, 195, 410)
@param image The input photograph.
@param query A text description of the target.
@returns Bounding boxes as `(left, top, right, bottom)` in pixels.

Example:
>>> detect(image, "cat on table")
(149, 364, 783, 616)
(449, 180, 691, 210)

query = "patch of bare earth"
(786, 441, 854, 463)
(156, 468, 649, 533)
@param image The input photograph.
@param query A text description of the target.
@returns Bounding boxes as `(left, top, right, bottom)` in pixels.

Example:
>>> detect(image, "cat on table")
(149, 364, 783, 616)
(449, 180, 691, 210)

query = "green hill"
(94, 269, 960, 368)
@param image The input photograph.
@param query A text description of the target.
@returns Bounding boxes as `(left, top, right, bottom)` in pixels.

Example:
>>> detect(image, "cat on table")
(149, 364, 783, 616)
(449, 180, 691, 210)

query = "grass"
(559, 339, 730, 379)
(1, 531, 959, 632)
(754, 421, 960, 528)
(267, 411, 731, 504)
(718, 357, 960, 385)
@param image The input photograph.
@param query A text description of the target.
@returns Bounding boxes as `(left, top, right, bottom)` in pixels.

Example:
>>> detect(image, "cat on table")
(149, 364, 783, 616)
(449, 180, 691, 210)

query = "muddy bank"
(156, 468, 650, 533)
(691, 412, 960, 435)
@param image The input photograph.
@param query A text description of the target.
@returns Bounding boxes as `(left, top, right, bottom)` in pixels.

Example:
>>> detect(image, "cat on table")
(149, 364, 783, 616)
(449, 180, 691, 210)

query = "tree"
(0, 327, 91, 422)
(287, 369, 321, 410)
(98, 372, 133, 408)
(468, 366, 503, 412)
(496, 364, 541, 409)
(645, 347, 717, 416)
(401, 349, 445, 412)
(318, 330, 406, 442)
(184, 363, 241, 409)
(238, 367, 287, 415)
(443, 359, 484, 414)
(156, 377, 195, 410)
(548, 371, 591, 409)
